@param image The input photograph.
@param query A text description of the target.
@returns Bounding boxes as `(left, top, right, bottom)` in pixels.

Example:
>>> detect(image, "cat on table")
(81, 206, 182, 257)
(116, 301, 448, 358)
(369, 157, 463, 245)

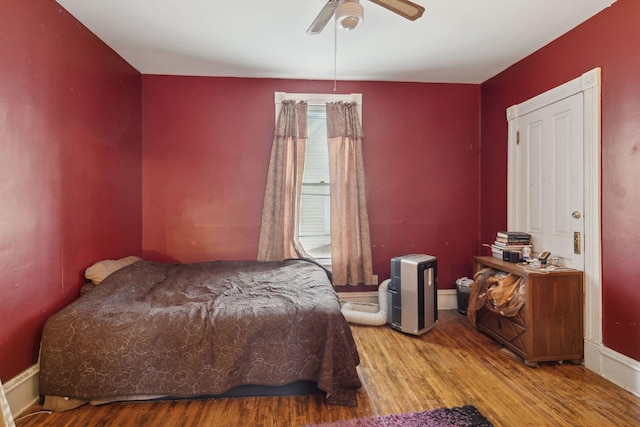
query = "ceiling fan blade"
(367, 0, 425, 21)
(307, 0, 340, 35)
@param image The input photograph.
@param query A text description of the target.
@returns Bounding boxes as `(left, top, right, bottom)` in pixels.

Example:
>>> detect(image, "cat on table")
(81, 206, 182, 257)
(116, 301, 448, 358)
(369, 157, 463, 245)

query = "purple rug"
(307, 405, 493, 427)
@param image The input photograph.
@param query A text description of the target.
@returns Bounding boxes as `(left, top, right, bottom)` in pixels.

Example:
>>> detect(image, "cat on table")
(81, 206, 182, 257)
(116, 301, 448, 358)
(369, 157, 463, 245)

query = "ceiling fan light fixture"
(335, 0, 364, 31)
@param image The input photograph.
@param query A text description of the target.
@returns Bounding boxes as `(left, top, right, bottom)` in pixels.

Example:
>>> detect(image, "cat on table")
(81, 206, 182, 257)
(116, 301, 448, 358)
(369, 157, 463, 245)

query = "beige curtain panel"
(326, 101, 374, 287)
(257, 100, 309, 262)
(0, 379, 15, 427)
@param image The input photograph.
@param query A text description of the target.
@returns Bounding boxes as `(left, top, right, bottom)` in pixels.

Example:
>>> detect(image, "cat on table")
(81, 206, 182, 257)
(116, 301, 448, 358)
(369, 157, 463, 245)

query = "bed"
(38, 258, 361, 409)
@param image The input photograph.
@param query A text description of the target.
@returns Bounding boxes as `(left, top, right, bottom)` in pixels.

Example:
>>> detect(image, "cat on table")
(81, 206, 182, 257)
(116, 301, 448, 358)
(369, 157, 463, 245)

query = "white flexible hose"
(341, 279, 390, 326)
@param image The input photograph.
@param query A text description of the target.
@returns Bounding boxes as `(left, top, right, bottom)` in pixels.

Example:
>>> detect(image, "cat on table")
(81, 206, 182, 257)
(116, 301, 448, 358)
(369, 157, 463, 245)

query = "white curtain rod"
(274, 92, 362, 106)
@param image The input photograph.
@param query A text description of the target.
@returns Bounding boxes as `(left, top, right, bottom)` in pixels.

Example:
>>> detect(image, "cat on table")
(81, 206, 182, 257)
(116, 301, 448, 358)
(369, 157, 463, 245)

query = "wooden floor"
(16, 310, 640, 427)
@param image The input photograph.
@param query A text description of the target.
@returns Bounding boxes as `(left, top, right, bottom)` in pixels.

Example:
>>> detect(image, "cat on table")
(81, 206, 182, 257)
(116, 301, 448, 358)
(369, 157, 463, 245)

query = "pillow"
(84, 256, 142, 285)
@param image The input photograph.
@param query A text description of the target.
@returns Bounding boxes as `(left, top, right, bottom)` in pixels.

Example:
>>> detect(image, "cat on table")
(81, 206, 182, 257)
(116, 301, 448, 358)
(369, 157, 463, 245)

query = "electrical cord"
(14, 410, 52, 422)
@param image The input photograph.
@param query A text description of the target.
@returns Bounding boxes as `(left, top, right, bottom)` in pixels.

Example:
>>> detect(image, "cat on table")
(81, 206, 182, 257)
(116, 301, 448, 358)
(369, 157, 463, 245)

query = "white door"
(508, 68, 604, 378)
(512, 92, 584, 270)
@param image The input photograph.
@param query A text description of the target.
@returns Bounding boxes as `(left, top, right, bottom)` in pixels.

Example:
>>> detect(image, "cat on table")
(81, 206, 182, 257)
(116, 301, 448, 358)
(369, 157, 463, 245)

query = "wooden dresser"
(473, 256, 584, 367)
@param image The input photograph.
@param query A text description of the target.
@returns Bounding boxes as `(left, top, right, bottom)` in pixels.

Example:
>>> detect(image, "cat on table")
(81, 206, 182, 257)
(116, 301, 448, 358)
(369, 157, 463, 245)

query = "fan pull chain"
(333, 21, 337, 92)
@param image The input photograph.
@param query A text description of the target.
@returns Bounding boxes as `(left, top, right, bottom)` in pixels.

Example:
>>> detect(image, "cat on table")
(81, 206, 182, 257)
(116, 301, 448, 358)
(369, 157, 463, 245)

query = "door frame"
(506, 68, 602, 368)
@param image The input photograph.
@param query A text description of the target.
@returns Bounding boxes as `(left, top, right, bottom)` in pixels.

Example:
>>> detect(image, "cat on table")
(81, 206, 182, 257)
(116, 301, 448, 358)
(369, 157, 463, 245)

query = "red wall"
(16, 0, 636, 386)
(481, 0, 640, 361)
(142, 77, 481, 290)
(0, 2, 142, 381)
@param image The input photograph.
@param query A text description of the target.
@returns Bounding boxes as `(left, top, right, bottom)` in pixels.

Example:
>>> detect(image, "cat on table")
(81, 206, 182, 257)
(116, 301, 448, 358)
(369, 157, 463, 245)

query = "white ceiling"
(55, 0, 616, 84)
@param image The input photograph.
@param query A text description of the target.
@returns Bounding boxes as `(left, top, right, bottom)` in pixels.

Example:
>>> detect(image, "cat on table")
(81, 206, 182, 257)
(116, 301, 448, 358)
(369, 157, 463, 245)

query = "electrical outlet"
(371, 274, 378, 285)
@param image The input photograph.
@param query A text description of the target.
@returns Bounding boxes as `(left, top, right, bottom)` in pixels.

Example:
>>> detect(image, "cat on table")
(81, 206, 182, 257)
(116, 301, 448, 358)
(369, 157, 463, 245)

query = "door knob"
(572, 211, 581, 219)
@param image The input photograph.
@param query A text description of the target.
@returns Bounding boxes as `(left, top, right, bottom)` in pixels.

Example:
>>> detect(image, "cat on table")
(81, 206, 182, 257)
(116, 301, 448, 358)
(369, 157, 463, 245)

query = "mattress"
(39, 259, 361, 408)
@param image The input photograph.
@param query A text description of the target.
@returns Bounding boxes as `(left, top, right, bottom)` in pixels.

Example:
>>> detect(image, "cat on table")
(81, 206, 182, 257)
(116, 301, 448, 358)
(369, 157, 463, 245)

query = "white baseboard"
(584, 339, 640, 398)
(5, 364, 39, 418)
(436, 290, 458, 310)
(338, 289, 459, 310)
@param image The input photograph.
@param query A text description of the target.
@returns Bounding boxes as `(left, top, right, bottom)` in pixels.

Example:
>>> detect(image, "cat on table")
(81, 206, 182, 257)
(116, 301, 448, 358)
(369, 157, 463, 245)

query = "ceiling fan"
(307, 0, 425, 35)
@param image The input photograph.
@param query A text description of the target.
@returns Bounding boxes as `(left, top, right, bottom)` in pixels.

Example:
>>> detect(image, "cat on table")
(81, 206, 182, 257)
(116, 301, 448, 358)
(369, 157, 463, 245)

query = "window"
(274, 92, 363, 267)
(299, 105, 331, 262)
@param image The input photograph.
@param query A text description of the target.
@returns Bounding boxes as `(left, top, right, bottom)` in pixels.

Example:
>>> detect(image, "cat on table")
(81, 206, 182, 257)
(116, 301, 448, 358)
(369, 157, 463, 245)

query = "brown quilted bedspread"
(39, 260, 361, 406)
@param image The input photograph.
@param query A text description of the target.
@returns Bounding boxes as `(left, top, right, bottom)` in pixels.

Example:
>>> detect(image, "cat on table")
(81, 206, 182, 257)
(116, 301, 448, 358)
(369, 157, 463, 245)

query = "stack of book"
(491, 231, 532, 259)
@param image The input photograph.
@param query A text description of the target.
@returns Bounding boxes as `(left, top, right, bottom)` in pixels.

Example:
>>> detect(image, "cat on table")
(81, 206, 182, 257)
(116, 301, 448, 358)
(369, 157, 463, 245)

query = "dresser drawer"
(477, 308, 528, 356)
